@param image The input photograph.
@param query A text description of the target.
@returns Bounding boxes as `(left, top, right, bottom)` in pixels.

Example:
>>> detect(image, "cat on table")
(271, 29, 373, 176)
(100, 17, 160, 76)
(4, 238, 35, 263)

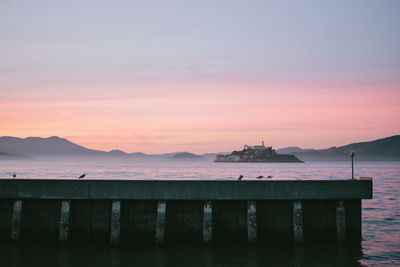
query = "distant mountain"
(0, 136, 206, 160)
(0, 151, 29, 160)
(277, 147, 316, 154)
(166, 152, 206, 162)
(1, 135, 399, 161)
(293, 135, 400, 161)
(0, 136, 111, 157)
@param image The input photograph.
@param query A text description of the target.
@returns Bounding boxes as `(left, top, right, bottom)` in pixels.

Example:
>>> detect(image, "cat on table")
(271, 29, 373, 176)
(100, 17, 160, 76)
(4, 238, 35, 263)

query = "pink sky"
(1, 1, 399, 153)
(1, 78, 399, 153)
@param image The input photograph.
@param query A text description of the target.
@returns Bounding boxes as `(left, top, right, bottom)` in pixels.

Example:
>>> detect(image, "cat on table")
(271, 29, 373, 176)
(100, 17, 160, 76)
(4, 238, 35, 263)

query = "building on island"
(244, 141, 266, 150)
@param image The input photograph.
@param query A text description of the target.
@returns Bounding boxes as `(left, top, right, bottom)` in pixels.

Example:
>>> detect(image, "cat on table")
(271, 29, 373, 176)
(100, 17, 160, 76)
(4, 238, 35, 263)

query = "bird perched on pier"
(78, 174, 86, 179)
(256, 175, 264, 179)
(12, 173, 16, 178)
(267, 175, 273, 179)
(238, 175, 244, 181)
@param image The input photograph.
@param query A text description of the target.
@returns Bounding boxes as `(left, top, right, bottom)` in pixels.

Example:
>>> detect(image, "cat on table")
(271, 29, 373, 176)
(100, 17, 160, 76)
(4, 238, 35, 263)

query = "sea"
(0, 159, 399, 266)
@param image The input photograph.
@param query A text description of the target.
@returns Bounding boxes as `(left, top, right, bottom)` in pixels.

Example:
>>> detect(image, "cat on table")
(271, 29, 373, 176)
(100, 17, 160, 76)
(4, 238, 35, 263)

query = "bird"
(256, 175, 264, 179)
(238, 175, 244, 181)
(267, 175, 273, 179)
(12, 173, 16, 178)
(78, 174, 86, 179)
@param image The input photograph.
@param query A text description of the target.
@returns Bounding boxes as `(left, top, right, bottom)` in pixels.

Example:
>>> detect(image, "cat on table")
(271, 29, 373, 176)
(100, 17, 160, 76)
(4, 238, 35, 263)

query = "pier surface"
(0, 179, 372, 245)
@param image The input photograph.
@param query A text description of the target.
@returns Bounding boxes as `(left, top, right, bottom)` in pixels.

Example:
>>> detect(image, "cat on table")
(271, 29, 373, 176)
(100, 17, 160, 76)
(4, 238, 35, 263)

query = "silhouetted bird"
(267, 175, 273, 179)
(78, 174, 86, 179)
(12, 173, 16, 178)
(238, 175, 244, 181)
(256, 176, 264, 179)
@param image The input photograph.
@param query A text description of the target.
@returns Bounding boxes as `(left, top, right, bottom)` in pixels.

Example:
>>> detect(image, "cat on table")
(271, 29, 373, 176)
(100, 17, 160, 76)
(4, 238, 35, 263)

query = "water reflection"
(0, 243, 364, 267)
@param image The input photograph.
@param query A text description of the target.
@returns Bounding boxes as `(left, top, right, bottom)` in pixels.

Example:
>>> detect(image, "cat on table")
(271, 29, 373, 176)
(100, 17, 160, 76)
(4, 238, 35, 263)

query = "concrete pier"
(247, 201, 257, 243)
(203, 201, 212, 243)
(59, 200, 70, 243)
(292, 201, 304, 244)
(155, 201, 166, 245)
(10, 200, 22, 241)
(336, 201, 347, 243)
(110, 201, 121, 245)
(0, 179, 372, 245)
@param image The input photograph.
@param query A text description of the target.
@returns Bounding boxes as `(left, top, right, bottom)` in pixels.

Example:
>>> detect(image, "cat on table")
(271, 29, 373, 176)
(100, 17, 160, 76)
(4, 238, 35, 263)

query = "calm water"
(0, 159, 399, 266)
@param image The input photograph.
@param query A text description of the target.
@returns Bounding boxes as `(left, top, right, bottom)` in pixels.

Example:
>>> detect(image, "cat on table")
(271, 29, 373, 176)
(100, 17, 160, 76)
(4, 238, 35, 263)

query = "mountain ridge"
(0, 135, 399, 161)
(286, 135, 400, 161)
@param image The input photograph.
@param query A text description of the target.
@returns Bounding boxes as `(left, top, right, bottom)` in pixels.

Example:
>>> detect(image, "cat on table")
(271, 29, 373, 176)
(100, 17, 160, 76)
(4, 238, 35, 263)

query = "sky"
(0, 0, 399, 153)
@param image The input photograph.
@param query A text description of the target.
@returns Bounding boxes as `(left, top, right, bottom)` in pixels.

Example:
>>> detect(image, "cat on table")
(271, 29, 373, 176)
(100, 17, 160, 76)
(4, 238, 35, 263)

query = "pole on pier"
(11, 200, 22, 242)
(247, 201, 257, 243)
(110, 201, 121, 246)
(203, 201, 213, 243)
(155, 200, 166, 245)
(336, 201, 347, 242)
(350, 151, 355, 179)
(59, 200, 70, 243)
(292, 201, 304, 244)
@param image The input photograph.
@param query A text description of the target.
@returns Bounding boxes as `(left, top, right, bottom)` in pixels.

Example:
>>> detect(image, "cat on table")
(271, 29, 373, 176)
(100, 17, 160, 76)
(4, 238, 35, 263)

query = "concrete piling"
(155, 200, 166, 245)
(247, 201, 257, 243)
(203, 201, 213, 243)
(110, 201, 121, 245)
(336, 201, 347, 242)
(11, 200, 22, 241)
(0, 179, 372, 245)
(59, 200, 70, 243)
(292, 201, 304, 244)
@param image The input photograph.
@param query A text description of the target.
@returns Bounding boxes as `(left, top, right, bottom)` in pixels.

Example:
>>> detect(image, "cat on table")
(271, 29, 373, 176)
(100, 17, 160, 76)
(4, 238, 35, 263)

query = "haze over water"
(1, 160, 399, 266)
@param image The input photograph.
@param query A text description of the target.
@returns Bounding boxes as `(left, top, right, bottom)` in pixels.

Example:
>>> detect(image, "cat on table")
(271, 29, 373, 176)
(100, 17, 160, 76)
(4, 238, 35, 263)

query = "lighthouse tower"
(262, 140, 265, 148)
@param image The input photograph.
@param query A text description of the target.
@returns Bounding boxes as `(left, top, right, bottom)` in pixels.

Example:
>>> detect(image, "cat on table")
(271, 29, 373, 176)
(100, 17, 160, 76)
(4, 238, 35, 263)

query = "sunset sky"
(1, 0, 399, 153)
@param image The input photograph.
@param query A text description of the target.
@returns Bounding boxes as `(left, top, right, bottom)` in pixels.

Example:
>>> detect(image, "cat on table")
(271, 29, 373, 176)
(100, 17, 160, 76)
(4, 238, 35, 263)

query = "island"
(167, 152, 206, 162)
(214, 141, 303, 163)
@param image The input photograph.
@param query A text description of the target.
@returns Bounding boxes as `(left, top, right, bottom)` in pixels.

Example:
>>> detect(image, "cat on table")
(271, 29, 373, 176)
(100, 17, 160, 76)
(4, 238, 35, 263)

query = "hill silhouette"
(166, 152, 206, 162)
(0, 135, 399, 161)
(292, 135, 400, 161)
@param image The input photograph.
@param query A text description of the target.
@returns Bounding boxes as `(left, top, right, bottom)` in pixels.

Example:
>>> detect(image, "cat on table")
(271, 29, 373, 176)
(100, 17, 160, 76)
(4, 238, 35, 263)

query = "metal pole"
(350, 151, 355, 179)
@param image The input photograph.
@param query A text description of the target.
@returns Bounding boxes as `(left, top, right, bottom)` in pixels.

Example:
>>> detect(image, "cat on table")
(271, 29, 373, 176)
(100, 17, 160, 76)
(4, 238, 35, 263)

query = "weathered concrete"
(155, 201, 166, 245)
(165, 200, 202, 243)
(0, 179, 373, 245)
(336, 201, 346, 242)
(119, 200, 156, 244)
(0, 179, 373, 200)
(293, 201, 304, 244)
(213, 201, 247, 243)
(247, 201, 257, 243)
(110, 201, 121, 245)
(59, 200, 70, 243)
(20, 199, 60, 242)
(203, 201, 212, 243)
(68, 200, 110, 243)
(10, 200, 22, 241)
(302, 200, 336, 242)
